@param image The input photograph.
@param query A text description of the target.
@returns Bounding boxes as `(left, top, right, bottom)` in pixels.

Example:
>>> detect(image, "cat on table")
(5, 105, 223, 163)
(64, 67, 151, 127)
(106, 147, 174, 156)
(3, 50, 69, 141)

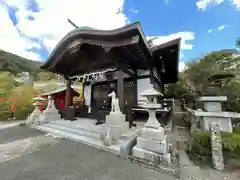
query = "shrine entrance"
(91, 81, 117, 120)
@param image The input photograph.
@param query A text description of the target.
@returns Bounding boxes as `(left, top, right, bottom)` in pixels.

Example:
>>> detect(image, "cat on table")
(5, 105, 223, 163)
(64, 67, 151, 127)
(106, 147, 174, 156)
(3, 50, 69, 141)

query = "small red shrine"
(41, 87, 80, 110)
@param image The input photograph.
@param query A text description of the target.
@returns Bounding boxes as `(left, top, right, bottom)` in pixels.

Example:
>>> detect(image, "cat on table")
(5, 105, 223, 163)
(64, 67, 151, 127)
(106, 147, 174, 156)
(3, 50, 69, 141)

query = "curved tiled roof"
(41, 22, 151, 70)
(41, 22, 181, 84)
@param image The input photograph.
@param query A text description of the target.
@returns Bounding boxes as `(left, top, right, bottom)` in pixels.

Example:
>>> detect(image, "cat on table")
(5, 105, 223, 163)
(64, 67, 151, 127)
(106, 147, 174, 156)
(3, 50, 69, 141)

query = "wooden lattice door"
(124, 80, 137, 106)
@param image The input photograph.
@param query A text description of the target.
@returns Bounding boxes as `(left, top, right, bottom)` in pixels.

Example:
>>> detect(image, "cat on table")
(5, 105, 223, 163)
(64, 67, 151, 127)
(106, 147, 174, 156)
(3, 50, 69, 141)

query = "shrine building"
(41, 22, 180, 121)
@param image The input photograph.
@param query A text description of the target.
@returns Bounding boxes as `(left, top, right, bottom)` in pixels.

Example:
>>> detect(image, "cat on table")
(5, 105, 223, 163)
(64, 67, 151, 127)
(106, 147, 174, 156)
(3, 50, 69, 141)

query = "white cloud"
(147, 32, 194, 73)
(179, 61, 186, 72)
(217, 24, 228, 30)
(43, 39, 58, 52)
(196, 0, 224, 11)
(148, 31, 195, 50)
(232, 0, 240, 8)
(1, 0, 128, 59)
(0, 5, 41, 61)
(207, 29, 212, 33)
(14, 0, 128, 52)
(1, 0, 195, 65)
(129, 8, 138, 14)
(196, 0, 240, 10)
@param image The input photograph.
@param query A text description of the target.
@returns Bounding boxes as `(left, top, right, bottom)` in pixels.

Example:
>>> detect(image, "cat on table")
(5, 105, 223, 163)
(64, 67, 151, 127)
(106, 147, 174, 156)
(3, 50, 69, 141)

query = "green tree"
(0, 72, 15, 96)
(178, 49, 240, 112)
(12, 85, 37, 120)
(0, 72, 15, 120)
(236, 38, 240, 49)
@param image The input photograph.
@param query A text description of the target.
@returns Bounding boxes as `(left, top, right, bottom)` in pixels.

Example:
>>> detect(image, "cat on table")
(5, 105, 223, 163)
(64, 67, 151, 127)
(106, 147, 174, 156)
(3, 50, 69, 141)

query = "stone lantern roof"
(140, 86, 163, 97)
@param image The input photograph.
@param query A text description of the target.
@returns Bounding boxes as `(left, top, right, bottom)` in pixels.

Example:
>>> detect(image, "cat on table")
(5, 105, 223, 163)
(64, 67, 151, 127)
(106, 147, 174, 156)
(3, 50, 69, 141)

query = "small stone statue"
(108, 91, 120, 113)
(103, 131, 112, 146)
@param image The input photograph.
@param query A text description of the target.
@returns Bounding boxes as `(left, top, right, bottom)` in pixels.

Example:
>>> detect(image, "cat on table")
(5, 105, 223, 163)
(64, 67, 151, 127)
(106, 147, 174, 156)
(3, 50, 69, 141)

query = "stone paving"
(0, 126, 175, 180)
(0, 126, 43, 144)
(0, 125, 239, 180)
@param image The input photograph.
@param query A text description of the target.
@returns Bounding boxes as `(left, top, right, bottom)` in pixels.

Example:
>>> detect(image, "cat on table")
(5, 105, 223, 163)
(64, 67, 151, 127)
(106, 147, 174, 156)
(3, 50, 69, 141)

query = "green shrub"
(0, 100, 12, 120)
(191, 132, 211, 156)
(0, 72, 37, 121)
(13, 85, 37, 120)
(191, 131, 240, 159)
(233, 123, 240, 134)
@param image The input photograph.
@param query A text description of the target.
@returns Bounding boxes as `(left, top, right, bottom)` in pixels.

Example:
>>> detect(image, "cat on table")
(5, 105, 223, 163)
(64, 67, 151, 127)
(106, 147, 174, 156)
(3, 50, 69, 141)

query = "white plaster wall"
(137, 77, 152, 104)
(202, 116, 233, 132)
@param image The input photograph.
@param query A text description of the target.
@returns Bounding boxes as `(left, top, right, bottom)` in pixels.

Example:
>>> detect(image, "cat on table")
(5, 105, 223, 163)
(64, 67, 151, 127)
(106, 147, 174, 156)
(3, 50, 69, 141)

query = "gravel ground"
(0, 127, 175, 180)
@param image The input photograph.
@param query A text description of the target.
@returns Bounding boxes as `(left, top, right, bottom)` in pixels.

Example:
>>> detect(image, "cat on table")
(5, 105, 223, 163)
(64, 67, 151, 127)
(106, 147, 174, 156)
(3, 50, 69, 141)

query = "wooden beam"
(120, 66, 135, 77)
(108, 49, 135, 77)
(117, 71, 124, 112)
(68, 19, 78, 28)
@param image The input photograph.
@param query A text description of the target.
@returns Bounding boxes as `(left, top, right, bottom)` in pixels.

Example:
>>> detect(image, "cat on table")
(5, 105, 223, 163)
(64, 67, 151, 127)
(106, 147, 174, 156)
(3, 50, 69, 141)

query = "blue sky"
(0, 0, 240, 70)
(124, 0, 240, 62)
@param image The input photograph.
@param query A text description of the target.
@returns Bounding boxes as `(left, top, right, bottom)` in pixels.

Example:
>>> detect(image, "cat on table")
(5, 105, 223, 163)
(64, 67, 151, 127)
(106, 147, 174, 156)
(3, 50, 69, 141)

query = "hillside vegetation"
(0, 49, 43, 76)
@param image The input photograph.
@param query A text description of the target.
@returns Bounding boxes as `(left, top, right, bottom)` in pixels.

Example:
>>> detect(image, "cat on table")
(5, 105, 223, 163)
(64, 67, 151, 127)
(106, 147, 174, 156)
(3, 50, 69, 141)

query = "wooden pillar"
(65, 78, 71, 109)
(133, 69, 138, 105)
(117, 70, 124, 112)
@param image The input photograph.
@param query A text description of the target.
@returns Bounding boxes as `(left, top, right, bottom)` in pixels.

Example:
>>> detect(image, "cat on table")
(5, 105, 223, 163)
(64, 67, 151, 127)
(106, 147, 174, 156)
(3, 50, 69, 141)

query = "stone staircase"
(35, 121, 101, 141)
(171, 103, 190, 151)
(33, 119, 141, 155)
(34, 120, 122, 154)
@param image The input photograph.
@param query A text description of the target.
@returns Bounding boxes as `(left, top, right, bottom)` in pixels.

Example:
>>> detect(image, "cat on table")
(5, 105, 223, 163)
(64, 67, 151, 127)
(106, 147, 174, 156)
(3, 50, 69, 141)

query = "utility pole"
(67, 18, 78, 28)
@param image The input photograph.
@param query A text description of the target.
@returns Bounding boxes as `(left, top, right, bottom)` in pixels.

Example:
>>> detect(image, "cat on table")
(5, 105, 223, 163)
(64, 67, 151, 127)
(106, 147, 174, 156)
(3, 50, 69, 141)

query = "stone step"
(34, 125, 120, 155)
(42, 123, 101, 140)
(47, 120, 134, 141)
(49, 120, 101, 134)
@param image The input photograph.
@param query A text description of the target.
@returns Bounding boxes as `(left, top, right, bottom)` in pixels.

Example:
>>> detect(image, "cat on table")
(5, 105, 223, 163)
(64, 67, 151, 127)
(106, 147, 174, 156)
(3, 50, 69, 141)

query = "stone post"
(209, 122, 224, 171)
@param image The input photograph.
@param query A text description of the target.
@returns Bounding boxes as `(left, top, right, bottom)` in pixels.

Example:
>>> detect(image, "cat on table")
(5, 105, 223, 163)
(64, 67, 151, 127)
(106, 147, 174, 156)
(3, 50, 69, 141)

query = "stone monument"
(39, 95, 61, 123)
(198, 96, 233, 132)
(101, 91, 129, 142)
(132, 86, 171, 165)
(210, 122, 224, 171)
(199, 96, 227, 112)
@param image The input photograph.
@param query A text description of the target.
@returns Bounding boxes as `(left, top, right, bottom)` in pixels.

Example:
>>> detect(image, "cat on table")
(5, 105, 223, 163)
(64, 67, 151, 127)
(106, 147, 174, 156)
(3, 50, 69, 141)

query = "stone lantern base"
(132, 126, 171, 165)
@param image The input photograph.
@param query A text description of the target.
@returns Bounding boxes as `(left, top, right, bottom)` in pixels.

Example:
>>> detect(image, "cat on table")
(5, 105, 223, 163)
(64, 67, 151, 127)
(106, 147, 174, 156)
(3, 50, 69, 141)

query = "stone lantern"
(33, 96, 46, 112)
(132, 85, 171, 165)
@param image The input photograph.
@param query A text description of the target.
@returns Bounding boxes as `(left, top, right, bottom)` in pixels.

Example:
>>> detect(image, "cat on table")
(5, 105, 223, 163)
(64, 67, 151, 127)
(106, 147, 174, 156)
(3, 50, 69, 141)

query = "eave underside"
(151, 38, 181, 84)
(42, 35, 151, 77)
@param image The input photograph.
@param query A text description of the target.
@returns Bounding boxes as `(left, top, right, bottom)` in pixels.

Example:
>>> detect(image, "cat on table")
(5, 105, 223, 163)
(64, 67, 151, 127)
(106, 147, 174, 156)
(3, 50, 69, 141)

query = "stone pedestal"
(39, 108, 61, 123)
(39, 99, 61, 124)
(26, 109, 42, 126)
(101, 112, 129, 141)
(132, 109, 170, 165)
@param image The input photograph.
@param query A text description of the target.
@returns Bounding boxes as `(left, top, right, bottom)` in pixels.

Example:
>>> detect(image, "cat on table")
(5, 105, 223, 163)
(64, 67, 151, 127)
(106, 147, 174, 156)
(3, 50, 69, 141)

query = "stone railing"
(184, 107, 201, 133)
